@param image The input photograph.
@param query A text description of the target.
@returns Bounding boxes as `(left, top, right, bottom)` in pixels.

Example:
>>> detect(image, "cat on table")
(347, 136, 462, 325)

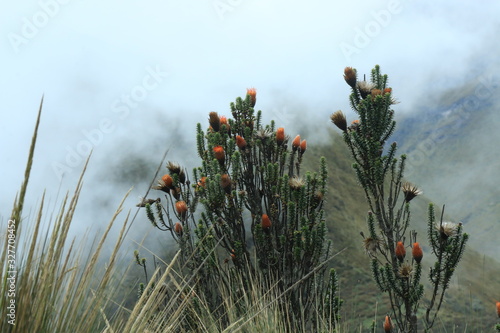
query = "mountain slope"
(305, 129, 500, 331)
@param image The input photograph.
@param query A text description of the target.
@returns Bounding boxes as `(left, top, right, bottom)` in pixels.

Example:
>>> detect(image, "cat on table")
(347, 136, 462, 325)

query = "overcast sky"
(1, 1, 499, 244)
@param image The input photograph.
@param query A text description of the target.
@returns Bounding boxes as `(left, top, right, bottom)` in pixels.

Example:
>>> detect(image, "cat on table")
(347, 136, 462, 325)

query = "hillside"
(393, 77, 500, 260)
(303, 129, 500, 331)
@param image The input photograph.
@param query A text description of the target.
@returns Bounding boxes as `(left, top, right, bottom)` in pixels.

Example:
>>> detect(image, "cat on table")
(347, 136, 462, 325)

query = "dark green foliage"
(140, 91, 341, 330)
(332, 65, 467, 332)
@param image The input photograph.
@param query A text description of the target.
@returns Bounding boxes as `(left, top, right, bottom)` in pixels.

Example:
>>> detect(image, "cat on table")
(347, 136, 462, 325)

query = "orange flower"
(276, 127, 285, 146)
(246, 87, 257, 107)
(344, 67, 357, 88)
(261, 214, 271, 229)
(174, 222, 183, 235)
(300, 139, 307, 153)
(496, 301, 500, 318)
(395, 241, 406, 261)
(236, 135, 247, 150)
(162, 174, 173, 188)
(175, 201, 188, 218)
(384, 87, 392, 94)
(412, 242, 423, 263)
(209, 111, 220, 132)
(220, 116, 230, 133)
(371, 89, 383, 98)
(197, 176, 207, 188)
(383, 315, 393, 332)
(213, 146, 225, 163)
(292, 135, 301, 151)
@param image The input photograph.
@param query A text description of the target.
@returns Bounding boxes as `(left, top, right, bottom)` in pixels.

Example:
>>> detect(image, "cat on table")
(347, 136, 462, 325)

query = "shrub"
(141, 89, 341, 331)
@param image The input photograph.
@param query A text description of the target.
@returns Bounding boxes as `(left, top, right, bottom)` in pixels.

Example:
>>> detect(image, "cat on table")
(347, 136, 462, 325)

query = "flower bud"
(261, 214, 271, 229)
(220, 116, 230, 134)
(276, 127, 285, 146)
(236, 135, 247, 150)
(246, 87, 257, 107)
(412, 242, 423, 263)
(161, 174, 174, 189)
(175, 201, 188, 219)
(209, 112, 220, 132)
(220, 174, 232, 194)
(174, 222, 183, 235)
(395, 241, 406, 261)
(213, 146, 225, 164)
(292, 135, 301, 151)
(383, 315, 393, 332)
(300, 139, 307, 154)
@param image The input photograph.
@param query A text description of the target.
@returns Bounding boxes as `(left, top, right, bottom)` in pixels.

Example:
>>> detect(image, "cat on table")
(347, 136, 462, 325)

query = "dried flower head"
(436, 221, 460, 239)
(276, 127, 285, 146)
(166, 161, 179, 173)
(289, 176, 305, 190)
(412, 242, 423, 264)
(255, 128, 272, 141)
(402, 182, 422, 203)
(213, 146, 225, 163)
(292, 135, 301, 151)
(357, 81, 375, 99)
(398, 262, 413, 279)
(209, 111, 220, 132)
(330, 110, 347, 132)
(236, 135, 247, 150)
(261, 214, 271, 229)
(344, 67, 357, 88)
(246, 87, 257, 107)
(175, 201, 188, 219)
(167, 162, 185, 183)
(395, 241, 406, 261)
(363, 236, 383, 256)
(383, 315, 393, 332)
(136, 197, 160, 207)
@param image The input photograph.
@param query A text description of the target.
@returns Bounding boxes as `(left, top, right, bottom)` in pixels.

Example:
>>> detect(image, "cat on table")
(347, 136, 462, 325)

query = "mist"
(2, 1, 499, 258)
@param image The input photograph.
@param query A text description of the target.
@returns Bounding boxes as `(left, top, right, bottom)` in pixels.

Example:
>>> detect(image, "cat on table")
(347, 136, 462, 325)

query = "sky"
(1, 1, 499, 250)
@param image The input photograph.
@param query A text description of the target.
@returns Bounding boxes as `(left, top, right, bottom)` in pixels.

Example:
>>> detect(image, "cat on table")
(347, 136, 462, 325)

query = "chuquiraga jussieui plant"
(331, 65, 468, 332)
(138, 88, 341, 330)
